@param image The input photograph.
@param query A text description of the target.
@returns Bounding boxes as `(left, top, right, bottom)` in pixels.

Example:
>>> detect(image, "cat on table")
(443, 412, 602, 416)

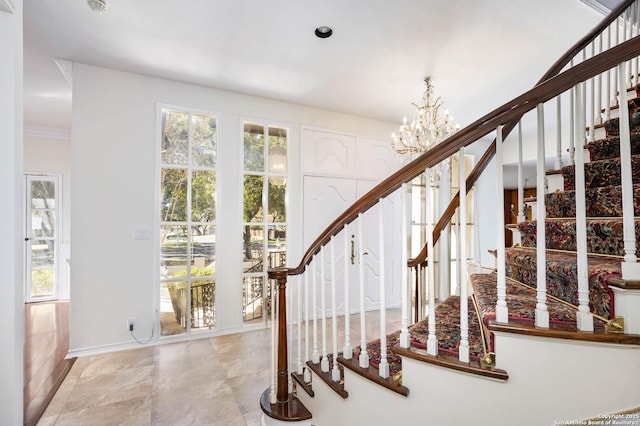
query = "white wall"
(24, 133, 72, 299)
(0, 1, 24, 424)
(70, 63, 400, 354)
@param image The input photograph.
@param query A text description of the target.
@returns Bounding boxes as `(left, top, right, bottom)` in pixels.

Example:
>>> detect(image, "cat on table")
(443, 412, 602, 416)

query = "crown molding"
(579, 0, 615, 15)
(24, 125, 71, 141)
(0, 0, 15, 14)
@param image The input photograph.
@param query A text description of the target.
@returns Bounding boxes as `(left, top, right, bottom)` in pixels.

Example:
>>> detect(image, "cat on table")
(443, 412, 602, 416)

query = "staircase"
(261, 2, 640, 425)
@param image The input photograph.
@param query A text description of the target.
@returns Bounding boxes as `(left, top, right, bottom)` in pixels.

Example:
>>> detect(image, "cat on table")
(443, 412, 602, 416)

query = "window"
(159, 108, 217, 336)
(242, 122, 288, 324)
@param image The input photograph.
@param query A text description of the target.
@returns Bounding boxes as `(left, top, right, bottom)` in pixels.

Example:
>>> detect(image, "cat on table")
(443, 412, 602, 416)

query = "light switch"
(133, 228, 151, 240)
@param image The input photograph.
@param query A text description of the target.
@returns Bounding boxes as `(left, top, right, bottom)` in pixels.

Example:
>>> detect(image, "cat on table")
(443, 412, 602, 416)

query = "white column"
(536, 104, 550, 328)
(357, 214, 369, 368)
(496, 126, 509, 323)
(330, 237, 340, 381)
(378, 199, 389, 378)
(320, 249, 329, 372)
(458, 147, 470, 363)
(574, 83, 595, 332)
(343, 225, 352, 359)
(311, 256, 319, 364)
(399, 183, 411, 348)
(303, 272, 311, 382)
(426, 169, 439, 355)
(618, 64, 640, 279)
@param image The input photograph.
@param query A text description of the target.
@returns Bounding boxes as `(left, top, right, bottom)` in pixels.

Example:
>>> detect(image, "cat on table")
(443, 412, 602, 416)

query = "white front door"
(25, 174, 60, 302)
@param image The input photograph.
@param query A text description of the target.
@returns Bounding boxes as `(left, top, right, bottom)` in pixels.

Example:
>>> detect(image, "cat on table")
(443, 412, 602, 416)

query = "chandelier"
(391, 77, 459, 158)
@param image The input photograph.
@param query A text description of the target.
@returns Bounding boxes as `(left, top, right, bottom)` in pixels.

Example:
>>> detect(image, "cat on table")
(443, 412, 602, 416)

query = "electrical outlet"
(127, 318, 135, 332)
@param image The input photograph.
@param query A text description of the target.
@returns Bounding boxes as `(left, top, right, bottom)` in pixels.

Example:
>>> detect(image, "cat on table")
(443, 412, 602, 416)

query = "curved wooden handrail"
(284, 24, 640, 278)
(408, 0, 635, 267)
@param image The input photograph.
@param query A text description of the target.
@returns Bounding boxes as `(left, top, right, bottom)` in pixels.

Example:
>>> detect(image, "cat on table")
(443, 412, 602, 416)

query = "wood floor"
(24, 301, 75, 426)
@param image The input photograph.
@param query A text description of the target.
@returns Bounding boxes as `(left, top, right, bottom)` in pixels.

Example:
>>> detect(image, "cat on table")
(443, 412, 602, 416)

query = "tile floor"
(37, 329, 271, 426)
(37, 309, 402, 426)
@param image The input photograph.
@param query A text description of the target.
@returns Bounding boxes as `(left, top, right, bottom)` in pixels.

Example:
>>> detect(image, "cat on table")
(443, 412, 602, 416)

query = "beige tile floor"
(37, 309, 401, 426)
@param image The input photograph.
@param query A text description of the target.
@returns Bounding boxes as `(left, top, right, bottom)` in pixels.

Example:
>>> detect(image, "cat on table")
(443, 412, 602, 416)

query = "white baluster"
(399, 183, 411, 348)
(320, 249, 329, 372)
(625, 9, 632, 86)
(297, 273, 303, 374)
(517, 121, 526, 223)
(330, 237, 340, 381)
(574, 83, 595, 332)
(598, 34, 604, 125)
(618, 64, 640, 279)
(343, 225, 352, 359)
(270, 278, 277, 404)
(606, 25, 612, 121)
(589, 44, 596, 143)
(311, 256, 319, 364)
(615, 17, 620, 105)
(426, 169, 439, 355)
(536, 104, 550, 328)
(455, 207, 462, 295)
(629, 2, 638, 86)
(378, 199, 390, 378)
(496, 126, 508, 323)
(288, 278, 293, 393)
(474, 185, 482, 271)
(459, 146, 470, 363)
(358, 213, 369, 368)
(304, 271, 311, 382)
(557, 96, 564, 169)
(570, 59, 576, 165)
(636, 2, 640, 85)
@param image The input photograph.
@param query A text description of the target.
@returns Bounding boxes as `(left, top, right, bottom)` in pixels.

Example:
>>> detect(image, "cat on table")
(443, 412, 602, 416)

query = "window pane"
(31, 211, 55, 238)
(161, 168, 188, 222)
(191, 279, 216, 330)
(160, 225, 189, 279)
(243, 276, 264, 322)
(31, 238, 55, 298)
(243, 174, 264, 223)
(191, 225, 215, 275)
(244, 123, 264, 172)
(192, 114, 217, 168)
(243, 225, 264, 272)
(192, 170, 216, 222)
(31, 180, 55, 208)
(161, 110, 189, 165)
(268, 180, 286, 222)
(268, 126, 287, 175)
(160, 281, 187, 336)
(268, 225, 286, 268)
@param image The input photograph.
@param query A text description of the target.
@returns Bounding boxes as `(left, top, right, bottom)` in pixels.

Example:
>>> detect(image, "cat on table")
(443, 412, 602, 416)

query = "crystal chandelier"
(391, 77, 459, 158)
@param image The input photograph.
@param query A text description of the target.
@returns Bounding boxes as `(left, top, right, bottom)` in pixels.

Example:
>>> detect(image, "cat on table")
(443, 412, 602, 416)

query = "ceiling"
(24, 0, 611, 134)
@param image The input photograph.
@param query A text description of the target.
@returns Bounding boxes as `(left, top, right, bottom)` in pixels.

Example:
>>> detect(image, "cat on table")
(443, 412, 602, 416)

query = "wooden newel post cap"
(267, 268, 289, 280)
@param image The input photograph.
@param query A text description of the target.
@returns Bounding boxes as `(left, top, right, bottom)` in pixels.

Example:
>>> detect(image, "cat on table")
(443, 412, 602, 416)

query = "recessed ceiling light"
(315, 26, 333, 39)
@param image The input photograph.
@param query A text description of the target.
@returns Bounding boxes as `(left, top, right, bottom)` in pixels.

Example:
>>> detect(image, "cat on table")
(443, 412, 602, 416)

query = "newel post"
(270, 268, 290, 403)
